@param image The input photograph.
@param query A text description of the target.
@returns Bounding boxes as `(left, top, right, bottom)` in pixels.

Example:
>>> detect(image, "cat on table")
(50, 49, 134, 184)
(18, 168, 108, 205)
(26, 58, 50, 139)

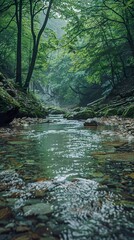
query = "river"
(0, 115, 134, 240)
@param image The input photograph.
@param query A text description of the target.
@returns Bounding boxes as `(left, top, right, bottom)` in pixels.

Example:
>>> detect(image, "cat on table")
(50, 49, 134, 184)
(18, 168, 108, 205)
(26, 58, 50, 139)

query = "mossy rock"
(123, 105, 134, 118)
(0, 87, 19, 112)
(72, 107, 82, 112)
(71, 109, 95, 120)
(15, 91, 48, 118)
(64, 112, 72, 119)
(0, 72, 5, 81)
(104, 108, 118, 116)
(117, 107, 124, 116)
(64, 112, 74, 120)
(50, 108, 66, 114)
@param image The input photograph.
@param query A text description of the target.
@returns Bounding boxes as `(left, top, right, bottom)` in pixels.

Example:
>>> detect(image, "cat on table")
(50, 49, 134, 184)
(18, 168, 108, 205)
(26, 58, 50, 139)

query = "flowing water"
(0, 115, 134, 240)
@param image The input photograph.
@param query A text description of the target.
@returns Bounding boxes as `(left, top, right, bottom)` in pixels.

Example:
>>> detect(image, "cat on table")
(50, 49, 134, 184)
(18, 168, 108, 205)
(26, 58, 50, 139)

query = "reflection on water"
(0, 115, 134, 240)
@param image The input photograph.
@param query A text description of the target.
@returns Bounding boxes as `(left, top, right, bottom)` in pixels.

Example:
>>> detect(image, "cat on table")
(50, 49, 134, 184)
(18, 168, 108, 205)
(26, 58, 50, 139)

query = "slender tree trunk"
(23, 0, 53, 91)
(15, 0, 22, 87)
(23, 45, 38, 91)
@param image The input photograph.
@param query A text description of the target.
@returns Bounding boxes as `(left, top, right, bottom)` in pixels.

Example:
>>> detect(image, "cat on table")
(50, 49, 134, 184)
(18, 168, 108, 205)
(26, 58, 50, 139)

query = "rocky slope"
(0, 73, 48, 125)
(65, 77, 134, 120)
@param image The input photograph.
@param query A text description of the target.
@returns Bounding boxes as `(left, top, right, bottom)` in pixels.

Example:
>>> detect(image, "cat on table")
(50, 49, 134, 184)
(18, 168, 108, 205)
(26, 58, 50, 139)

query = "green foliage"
(72, 108, 95, 120)
(0, 86, 19, 111)
(0, 0, 134, 106)
(104, 108, 118, 117)
(123, 105, 134, 118)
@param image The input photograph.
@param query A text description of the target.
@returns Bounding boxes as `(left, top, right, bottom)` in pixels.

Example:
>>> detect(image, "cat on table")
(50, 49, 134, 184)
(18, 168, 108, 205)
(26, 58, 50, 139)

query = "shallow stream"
(0, 115, 134, 240)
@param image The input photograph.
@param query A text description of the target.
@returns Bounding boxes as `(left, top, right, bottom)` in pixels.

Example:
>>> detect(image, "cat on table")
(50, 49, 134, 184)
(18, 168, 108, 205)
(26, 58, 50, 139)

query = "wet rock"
(5, 222, 15, 229)
(36, 223, 50, 236)
(70, 109, 95, 120)
(0, 207, 13, 220)
(127, 172, 134, 179)
(0, 227, 11, 234)
(23, 203, 53, 217)
(41, 236, 57, 240)
(0, 198, 7, 206)
(84, 119, 98, 127)
(16, 225, 31, 233)
(11, 232, 40, 240)
(0, 182, 10, 192)
(36, 214, 49, 222)
(35, 189, 47, 198)
(11, 117, 48, 127)
(114, 143, 134, 152)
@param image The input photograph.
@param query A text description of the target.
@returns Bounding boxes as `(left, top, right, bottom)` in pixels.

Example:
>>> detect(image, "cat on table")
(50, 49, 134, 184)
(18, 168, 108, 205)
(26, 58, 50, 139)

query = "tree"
(60, 0, 134, 86)
(0, 0, 54, 91)
(23, 0, 54, 91)
(14, 0, 22, 86)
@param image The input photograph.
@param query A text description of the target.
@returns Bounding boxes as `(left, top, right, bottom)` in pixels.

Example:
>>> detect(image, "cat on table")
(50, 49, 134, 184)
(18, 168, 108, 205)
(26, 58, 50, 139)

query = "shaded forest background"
(0, 0, 134, 107)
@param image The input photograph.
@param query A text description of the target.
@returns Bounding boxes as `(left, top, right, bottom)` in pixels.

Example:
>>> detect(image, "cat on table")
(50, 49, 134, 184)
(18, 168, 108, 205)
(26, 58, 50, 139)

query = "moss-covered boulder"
(0, 73, 48, 119)
(47, 107, 66, 114)
(16, 91, 48, 118)
(104, 108, 118, 117)
(0, 77, 20, 125)
(123, 105, 134, 118)
(117, 107, 124, 116)
(69, 108, 95, 120)
(0, 87, 19, 112)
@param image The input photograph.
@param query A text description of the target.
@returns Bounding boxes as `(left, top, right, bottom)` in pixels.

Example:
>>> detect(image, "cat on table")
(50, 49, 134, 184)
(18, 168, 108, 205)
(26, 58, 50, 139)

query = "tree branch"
(0, 13, 16, 33)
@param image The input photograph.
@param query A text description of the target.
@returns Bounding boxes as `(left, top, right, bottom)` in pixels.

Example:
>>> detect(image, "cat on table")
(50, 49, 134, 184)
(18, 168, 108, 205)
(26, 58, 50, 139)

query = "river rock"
(0, 227, 11, 234)
(23, 203, 53, 217)
(35, 189, 47, 198)
(41, 236, 57, 240)
(0, 207, 13, 220)
(84, 119, 98, 126)
(16, 225, 31, 233)
(5, 222, 15, 230)
(35, 223, 49, 236)
(0, 198, 7, 206)
(0, 183, 9, 192)
(11, 232, 39, 240)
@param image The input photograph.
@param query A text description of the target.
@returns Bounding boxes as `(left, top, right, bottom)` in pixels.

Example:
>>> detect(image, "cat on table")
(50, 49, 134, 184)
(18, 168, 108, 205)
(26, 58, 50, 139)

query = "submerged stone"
(11, 233, 39, 240)
(23, 203, 53, 217)
(16, 225, 30, 233)
(0, 207, 13, 220)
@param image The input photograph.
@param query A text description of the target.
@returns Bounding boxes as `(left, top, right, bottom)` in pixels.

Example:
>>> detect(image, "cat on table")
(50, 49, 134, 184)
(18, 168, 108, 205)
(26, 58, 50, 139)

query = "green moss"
(104, 108, 118, 116)
(49, 107, 66, 114)
(0, 74, 48, 118)
(0, 87, 19, 112)
(117, 107, 124, 116)
(64, 112, 74, 119)
(9, 90, 48, 118)
(72, 109, 95, 120)
(123, 105, 134, 118)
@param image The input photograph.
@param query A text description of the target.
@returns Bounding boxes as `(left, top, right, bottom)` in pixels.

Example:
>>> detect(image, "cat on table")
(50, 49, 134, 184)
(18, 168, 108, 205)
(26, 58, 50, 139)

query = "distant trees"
(41, 0, 134, 106)
(60, 0, 134, 86)
(0, 0, 134, 103)
(0, 0, 54, 91)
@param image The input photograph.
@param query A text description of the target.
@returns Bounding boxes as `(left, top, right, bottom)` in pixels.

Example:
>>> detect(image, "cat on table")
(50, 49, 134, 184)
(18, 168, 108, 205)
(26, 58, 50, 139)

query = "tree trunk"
(23, 45, 38, 91)
(23, 0, 54, 91)
(15, 0, 22, 87)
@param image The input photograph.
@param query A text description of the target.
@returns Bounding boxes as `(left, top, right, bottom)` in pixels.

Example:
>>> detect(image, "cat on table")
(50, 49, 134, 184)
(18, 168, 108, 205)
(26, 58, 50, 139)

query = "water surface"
(0, 115, 134, 240)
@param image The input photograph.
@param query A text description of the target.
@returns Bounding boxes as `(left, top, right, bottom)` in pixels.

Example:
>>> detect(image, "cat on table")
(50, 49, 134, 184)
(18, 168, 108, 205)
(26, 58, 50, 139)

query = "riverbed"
(0, 115, 134, 240)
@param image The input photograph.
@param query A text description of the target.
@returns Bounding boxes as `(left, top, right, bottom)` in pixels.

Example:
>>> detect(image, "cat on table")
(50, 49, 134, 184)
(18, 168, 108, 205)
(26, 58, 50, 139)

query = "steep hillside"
(0, 73, 48, 125)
